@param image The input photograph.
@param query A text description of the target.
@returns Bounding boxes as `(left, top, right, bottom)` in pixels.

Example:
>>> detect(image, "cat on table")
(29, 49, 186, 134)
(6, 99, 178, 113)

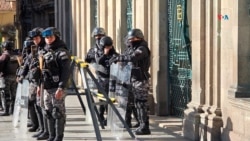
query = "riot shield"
(88, 63, 111, 125)
(107, 63, 118, 128)
(13, 79, 29, 132)
(89, 63, 109, 90)
(108, 62, 132, 137)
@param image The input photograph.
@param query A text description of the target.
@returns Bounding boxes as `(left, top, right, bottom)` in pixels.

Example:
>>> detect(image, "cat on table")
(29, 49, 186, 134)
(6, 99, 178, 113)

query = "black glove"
(109, 56, 119, 65)
(18, 76, 24, 83)
(116, 80, 131, 89)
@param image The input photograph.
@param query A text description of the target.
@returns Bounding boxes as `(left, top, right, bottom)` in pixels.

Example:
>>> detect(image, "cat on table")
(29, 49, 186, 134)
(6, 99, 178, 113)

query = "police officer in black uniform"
(40, 27, 71, 141)
(110, 28, 151, 135)
(0, 41, 18, 116)
(95, 36, 119, 125)
(18, 38, 41, 132)
(28, 27, 50, 140)
(85, 27, 106, 63)
(85, 27, 109, 125)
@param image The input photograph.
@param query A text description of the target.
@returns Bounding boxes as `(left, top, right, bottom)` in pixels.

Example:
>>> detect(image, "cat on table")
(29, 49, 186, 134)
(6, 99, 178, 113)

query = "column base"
(183, 104, 202, 141)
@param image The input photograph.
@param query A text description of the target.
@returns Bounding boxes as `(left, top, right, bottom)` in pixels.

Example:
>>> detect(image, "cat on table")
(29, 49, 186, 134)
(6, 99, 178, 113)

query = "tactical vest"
(127, 45, 151, 80)
(28, 56, 40, 82)
(42, 49, 63, 89)
(9, 55, 19, 75)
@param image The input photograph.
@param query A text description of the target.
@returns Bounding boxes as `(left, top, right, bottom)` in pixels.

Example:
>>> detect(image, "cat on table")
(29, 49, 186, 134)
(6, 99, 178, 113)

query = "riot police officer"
(0, 41, 18, 116)
(39, 27, 71, 141)
(85, 27, 106, 63)
(95, 36, 119, 125)
(109, 28, 151, 135)
(85, 27, 108, 125)
(18, 38, 41, 133)
(28, 27, 50, 140)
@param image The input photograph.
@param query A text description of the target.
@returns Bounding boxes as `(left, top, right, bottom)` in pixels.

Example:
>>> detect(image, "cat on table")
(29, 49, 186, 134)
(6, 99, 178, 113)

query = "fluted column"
(99, 0, 108, 31)
(134, 0, 148, 39)
(183, 1, 206, 140)
(114, 0, 127, 52)
(85, 0, 95, 54)
(151, 0, 168, 115)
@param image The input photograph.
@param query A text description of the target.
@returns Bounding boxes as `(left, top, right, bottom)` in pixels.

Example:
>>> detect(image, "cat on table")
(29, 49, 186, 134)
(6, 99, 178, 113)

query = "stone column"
(69, 0, 77, 54)
(228, 0, 250, 98)
(106, 0, 116, 41)
(85, 0, 95, 53)
(151, 0, 168, 116)
(55, 0, 71, 46)
(115, 0, 127, 52)
(200, 1, 223, 141)
(75, 0, 81, 58)
(183, 1, 206, 140)
(134, 0, 148, 39)
(99, 0, 108, 31)
(224, 0, 250, 140)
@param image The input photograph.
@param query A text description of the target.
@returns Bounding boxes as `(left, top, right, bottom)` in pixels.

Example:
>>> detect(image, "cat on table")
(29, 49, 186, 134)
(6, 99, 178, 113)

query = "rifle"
(16, 55, 23, 67)
(39, 54, 44, 108)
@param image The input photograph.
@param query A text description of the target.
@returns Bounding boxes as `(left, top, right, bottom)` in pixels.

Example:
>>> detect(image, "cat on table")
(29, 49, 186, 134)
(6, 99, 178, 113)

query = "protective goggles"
(42, 29, 54, 37)
(28, 31, 39, 38)
(23, 41, 33, 48)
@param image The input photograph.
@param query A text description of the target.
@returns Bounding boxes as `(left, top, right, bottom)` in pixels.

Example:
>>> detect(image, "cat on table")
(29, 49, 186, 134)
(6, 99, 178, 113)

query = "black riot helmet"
(28, 27, 44, 38)
(91, 27, 106, 38)
(23, 37, 34, 49)
(42, 27, 60, 37)
(1, 40, 14, 50)
(127, 28, 144, 40)
(22, 37, 34, 56)
(100, 36, 113, 48)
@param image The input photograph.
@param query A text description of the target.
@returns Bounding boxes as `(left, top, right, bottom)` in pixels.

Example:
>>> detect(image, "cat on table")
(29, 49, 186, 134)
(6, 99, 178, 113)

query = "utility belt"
(42, 69, 59, 89)
(131, 68, 150, 81)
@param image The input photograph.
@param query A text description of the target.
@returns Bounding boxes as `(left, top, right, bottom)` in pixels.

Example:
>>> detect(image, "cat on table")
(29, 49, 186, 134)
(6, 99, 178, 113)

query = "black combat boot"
(8, 101, 14, 115)
(124, 108, 132, 128)
(37, 113, 49, 140)
(32, 130, 43, 138)
(46, 118, 56, 141)
(133, 101, 151, 135)
(37, 131, 49, 140)
(134, 122, 151, 135)
(33, 106, 44, 138)
(53, 118, 65, 141)
(0, 98, 9, 116)
(132, 107, 140, 128)
(28, 102, 39, 132)
(0, 106, 9, 116)
(99, 104, 106, 126)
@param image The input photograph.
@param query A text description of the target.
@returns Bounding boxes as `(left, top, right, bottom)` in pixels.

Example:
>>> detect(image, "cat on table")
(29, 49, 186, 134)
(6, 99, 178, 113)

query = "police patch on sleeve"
(59, 51, 69, 60)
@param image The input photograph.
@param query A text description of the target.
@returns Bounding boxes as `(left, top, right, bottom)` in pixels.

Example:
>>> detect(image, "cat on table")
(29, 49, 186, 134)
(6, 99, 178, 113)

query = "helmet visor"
(42, 29, 53, 37)
(29, 31, 38, 38)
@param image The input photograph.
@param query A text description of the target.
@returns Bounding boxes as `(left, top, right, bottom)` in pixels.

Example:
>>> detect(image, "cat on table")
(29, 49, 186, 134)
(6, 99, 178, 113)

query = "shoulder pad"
(58, 51, 69, 60)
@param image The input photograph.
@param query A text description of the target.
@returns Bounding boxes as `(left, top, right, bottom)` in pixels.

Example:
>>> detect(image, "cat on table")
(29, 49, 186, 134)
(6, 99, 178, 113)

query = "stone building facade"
(16, 0, 250, 140)
(55, 0, 169, 116)
(15, 0, 54, 48)
(184, 1, 250, 141)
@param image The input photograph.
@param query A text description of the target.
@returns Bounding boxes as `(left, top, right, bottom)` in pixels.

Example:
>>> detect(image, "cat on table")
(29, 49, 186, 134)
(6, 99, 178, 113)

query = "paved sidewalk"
(0, 95, 189, 141)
